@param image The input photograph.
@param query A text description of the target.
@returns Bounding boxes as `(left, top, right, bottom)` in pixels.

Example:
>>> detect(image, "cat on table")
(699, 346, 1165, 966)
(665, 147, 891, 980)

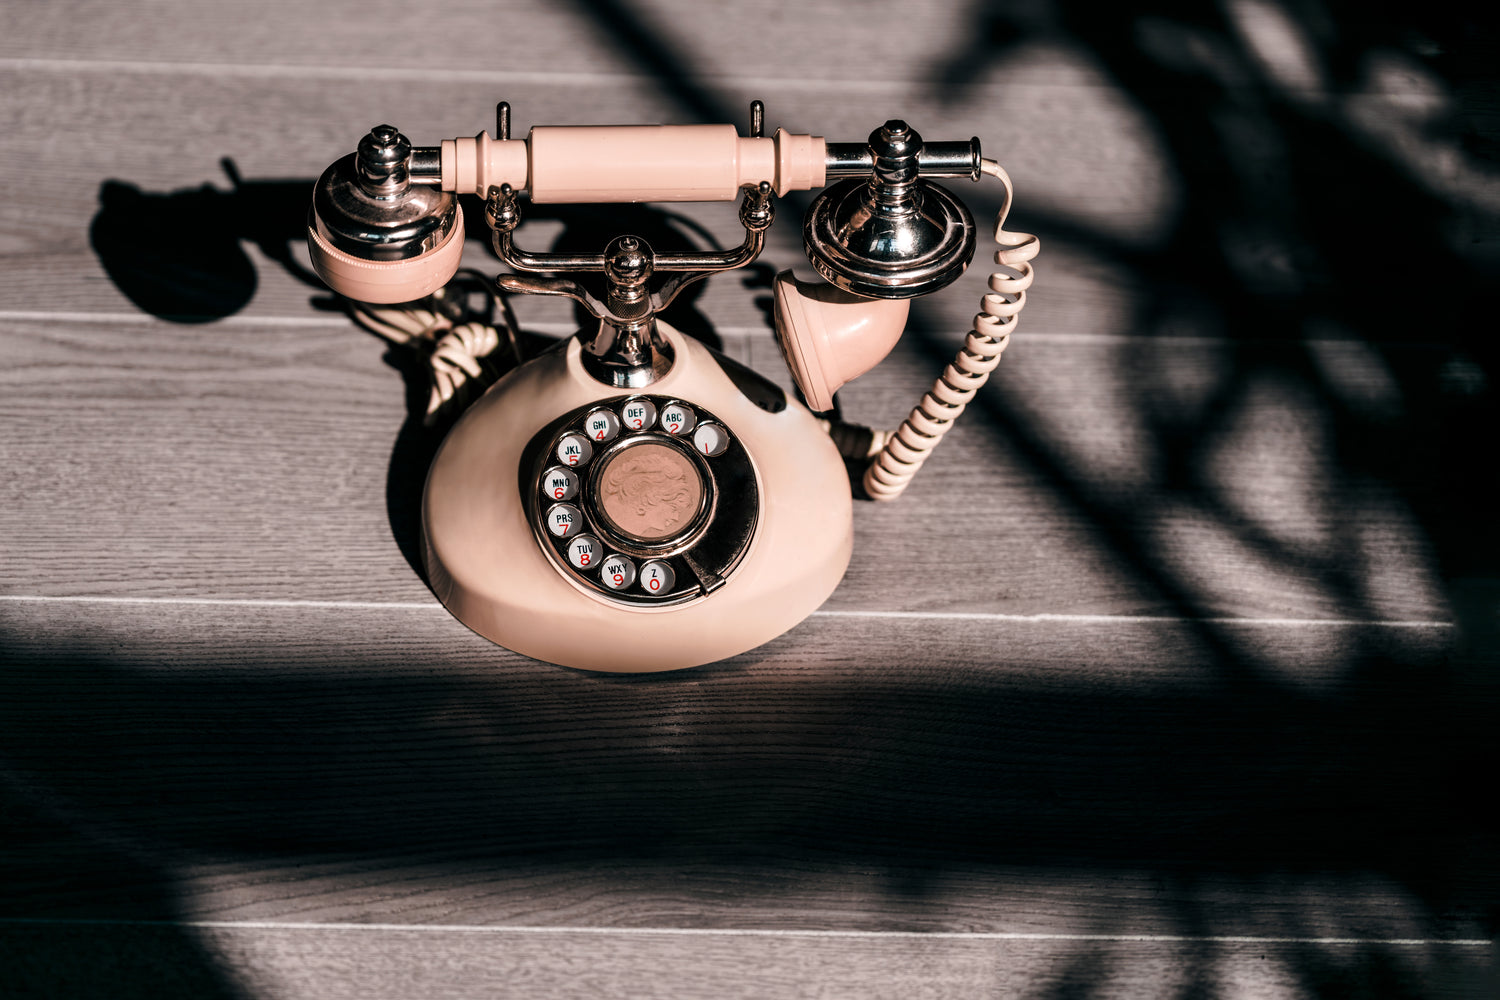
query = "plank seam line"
(0, 595, 1455, 628)
(0, 310, 1453, 348)
(0, 56, 676, 86)
(0, 310, 352, 328)
(0, 918, 1487, 945)
(0, 56, 1026, 93)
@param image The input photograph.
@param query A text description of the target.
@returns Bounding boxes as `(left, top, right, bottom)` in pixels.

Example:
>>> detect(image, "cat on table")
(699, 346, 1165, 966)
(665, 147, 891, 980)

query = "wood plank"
(0, 59, 1215, 338)
(0, 0, 1015, 88)
(0, 922, 1490, 1000)
(0, 316, 1456, 622)
(0, 58, 1477, 620)
(0, 601, 1479, 928)
(4, 25, 1482, 345)
(1, 600, 1489, 993)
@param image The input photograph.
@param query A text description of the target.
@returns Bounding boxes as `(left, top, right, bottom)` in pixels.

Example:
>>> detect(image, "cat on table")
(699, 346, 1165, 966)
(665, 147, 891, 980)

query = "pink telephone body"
(307, 102, 1038, 671)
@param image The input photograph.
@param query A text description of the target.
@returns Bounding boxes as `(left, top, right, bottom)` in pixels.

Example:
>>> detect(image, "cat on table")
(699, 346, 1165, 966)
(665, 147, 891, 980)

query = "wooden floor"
(2, 2, 1496, 996)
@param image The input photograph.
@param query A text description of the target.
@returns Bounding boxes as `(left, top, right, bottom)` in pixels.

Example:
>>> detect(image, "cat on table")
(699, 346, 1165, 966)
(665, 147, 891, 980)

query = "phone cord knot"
(345, 270, 522, 424)
(863, 159, 1039, 501)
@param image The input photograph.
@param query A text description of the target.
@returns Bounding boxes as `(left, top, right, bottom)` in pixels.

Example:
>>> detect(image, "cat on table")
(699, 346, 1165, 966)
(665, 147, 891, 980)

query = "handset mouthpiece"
(306, 124, 464, 303)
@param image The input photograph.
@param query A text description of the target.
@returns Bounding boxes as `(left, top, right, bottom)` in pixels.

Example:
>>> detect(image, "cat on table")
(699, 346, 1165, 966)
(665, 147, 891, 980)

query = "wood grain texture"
(0, 0, 1021, 87)
(0, 63, 1157, 345)
(0, 600, 1489, 992)
(1, 923, 1491, 1000)
(0, 315, 1457, 623)
(0, 600, 1479, 926)
(2, 0, 1496, 997)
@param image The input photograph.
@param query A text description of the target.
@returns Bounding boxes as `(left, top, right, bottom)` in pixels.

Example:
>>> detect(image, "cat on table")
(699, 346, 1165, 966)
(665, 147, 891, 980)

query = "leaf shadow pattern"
(87, 164, 738, 586)
(559, 0, 1499, 994)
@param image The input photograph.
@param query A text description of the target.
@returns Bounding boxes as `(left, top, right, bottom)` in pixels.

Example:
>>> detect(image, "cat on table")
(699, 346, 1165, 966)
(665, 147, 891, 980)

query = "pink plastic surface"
(772, 272, 911, 412)
(441, 125, 826, 201)
(306, 211, 465, 304)
(422, 324, 853, 672)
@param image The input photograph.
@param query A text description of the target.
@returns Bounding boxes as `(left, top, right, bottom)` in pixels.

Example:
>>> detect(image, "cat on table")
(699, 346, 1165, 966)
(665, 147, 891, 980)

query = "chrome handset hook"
(485, 178, 776, 388)
(803, 121, 977, 300)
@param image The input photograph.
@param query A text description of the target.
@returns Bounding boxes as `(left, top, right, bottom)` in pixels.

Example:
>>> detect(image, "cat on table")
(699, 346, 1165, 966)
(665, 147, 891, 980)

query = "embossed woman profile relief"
(596, 442, 702, 542)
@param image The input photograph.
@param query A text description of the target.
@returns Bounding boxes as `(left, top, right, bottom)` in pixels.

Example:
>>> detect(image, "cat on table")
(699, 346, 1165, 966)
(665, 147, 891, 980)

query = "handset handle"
(438, 123, 825, 202)
(430, 128, 984, 202)
(404, 102, 983, 203)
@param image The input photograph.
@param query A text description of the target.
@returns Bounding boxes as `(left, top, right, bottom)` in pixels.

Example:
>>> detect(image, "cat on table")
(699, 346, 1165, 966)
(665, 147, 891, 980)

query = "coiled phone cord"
(347, 270, 520, 424)
(861, 159, 1039, 501)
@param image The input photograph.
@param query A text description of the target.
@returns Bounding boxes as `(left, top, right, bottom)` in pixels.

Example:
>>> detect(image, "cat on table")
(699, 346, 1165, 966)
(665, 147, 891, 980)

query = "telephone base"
(421, 324, 853, 672)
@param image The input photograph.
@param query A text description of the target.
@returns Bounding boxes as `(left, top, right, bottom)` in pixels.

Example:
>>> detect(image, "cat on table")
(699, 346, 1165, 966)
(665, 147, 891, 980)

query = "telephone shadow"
(88, 166, 769, 582)
(89, 161, 740, 339)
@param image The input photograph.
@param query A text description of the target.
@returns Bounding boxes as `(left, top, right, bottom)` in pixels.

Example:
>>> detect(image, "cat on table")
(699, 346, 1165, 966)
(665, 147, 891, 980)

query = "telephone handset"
(307, 102, 1038, 671)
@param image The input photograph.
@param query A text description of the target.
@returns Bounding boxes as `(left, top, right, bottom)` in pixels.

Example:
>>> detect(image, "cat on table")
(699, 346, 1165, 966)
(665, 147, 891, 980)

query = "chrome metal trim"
(312, 149, 457, 262)
(824, 138, 983, 180)
(804, 123, 977, 299)
(523, 395, 759, 608)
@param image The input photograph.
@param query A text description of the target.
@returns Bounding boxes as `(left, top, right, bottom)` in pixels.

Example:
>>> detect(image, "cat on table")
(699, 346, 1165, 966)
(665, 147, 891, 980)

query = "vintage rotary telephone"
(307, 102, 1037, 672)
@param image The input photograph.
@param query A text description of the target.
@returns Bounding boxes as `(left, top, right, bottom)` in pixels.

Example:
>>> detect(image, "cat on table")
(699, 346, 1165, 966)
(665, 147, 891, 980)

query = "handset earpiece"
(307, 125, 464, 303)
(771, 272, 909, 412)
